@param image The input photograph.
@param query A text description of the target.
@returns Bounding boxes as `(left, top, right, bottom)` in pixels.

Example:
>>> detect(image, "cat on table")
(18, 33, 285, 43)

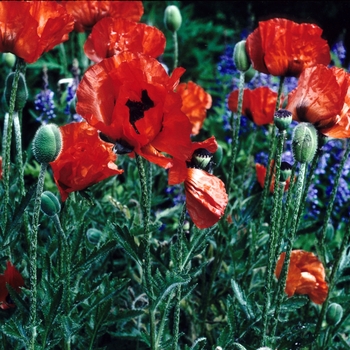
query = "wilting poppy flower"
(275, 250, 328, 304)
(228, 87, 278, 125)
(176, 81, 212, 135)
(76, 51, 193, 169)
(168, 137, 228, 229)
(84, 17, 166, 63)
(0, 2, 74, 64)
(50, 122, 123, 202)
(0, 261, 25, 310)
(255, 161, 290, 193)
(286, 65, 350, 138)
(246, 18, 330, 77)
(62, 0, 144, 32)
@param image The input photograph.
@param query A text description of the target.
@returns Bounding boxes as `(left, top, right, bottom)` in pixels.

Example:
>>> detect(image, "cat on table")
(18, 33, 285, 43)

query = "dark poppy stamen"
(113, 139, 134, 155)
(126, 89, 154, 134)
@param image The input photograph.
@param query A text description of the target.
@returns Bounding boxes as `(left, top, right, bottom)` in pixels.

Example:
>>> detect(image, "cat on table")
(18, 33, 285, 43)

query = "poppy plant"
(286, 64, 350, 138)
(84, 17, 166, 63)
(255, 161, 290, 193)
(0, 1, 74, 64)
(176, 81, 212, 135)
(0, 261, 25, 310)
(168, 137, 228, 229)
(50, 122, 123, 202)
(228, 87, 278, 126)
(76, 51, 193, 169)
(246, 18, 330, 77)
(275, 250, 328, 304)
(62, 0, 144, 32)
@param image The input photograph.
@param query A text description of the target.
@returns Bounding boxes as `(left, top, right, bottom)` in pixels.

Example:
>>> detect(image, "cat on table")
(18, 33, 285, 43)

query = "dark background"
(181, 1, 350, 64)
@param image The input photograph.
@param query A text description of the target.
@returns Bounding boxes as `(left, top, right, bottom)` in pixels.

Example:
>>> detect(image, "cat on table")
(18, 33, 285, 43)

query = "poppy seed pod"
(326, 303, 343, 326)
(280, 161, 292, 182)
(41, 191, 61, 217)
(192, 148, 213, 170)
(233, 40, 250, 72)
(292, 122, 318, 163)
(86, 228, 103, 245)
(274, 109, 293, 131)
(32, 124, 62, 164)
(4, 72, 28, 111)
(164, 5, 182, 32)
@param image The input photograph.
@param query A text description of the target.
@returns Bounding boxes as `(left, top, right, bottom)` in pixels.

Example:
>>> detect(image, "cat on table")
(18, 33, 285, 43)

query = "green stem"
(261, 129, 286, 345)
(173, 31, 178, 70)
(1, 59, 25, 230)
(29, 162, 48, 350)
(318, 140, 350, 247)
(227, 71, 245, 196)
(13, 111, 25, 197)
(271, 162, 307, 344)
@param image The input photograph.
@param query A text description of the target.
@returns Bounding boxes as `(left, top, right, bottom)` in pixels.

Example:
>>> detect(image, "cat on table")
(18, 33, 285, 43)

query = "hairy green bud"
(233, 40, 250, 72)
(2, 53, 16, 68)
(41, 191, 61, 217)
(86, 228, 103, 245)
(32, 124, 62, 164)
(292, 122, 318, 163)
(164, 5, 182, 32)
(326, 303, 343, 326)
(4, 72, 28, 111)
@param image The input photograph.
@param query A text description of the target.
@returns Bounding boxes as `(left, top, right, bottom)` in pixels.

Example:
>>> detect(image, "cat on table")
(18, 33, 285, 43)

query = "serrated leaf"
(89, 300, 112, 349)
(2, 318, 28, 343)
(6, 283, 29, 314)
(190, 337, 207, 350)
(280, 295, 309, 312)
(231, 280, 252, 320)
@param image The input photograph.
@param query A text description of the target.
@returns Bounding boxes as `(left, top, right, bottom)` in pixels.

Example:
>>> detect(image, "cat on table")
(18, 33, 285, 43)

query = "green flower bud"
(280, 161, 292, 182)
(292, 122, 318, 164)
(233, 40, 250, 72)
(41, 191, 61, 217)
(164, 5, 182, 32)
(326, 303, 343, 326)
(32, 124, 62, 164)
(244, 66, 256, 83)
(86, 228, 103, 245)
(212, 144, 223, 169)
(2, 53, 16, 68)
(274, 109, 293, 131)
(4, 72, 28, 111)
(192, 148, 213, 170)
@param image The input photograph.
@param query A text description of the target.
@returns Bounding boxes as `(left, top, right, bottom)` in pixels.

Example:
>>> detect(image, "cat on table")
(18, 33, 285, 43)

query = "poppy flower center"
(125, 89, 154, 134)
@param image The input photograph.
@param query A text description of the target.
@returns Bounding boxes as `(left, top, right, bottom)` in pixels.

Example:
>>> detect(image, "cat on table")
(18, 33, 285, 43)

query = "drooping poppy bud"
(326, 303, 343, 326)
(86, 228, 103, 245)
(4, 72, 28, 111)
(164, 5, 182, 32)
(292, 122, 318, 163)
(41, 191, 61, 217)
(274, 109, 293, 131)
(32, 124, 62, 164)
(233, 40, 250, 72)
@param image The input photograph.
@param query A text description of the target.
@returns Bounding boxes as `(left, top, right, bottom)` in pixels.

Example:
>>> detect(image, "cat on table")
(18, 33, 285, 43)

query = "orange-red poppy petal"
(185, 168, 228, 229)
(246, 18, 330, 77)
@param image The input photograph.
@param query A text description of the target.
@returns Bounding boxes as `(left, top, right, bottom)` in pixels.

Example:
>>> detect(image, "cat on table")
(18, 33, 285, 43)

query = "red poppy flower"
(50, 122, 123, 202)
(228, 87, 278, 126)
(176, 81, 212, 135)
(0, 261, 25, 310)
(76, 51, 193, 169)
(286, 65, 350, 138)
(84, 17, 166, 63)
(168, 137, 228, 229)
(63, 1, 143, 32)
(255, 161, 290, 193)
(0, 2, 74, 63)
(275, 250, 328, 304)
(246, 18, 330, 77)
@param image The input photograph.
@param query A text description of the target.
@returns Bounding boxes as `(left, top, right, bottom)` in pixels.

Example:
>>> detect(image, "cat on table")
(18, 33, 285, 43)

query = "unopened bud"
(233, 40, 250, 72)
(41, 191, 61, 217)
(292, 122, 318, 163)
(2, 53, 16, 68)
(4, 72, 28, 111)
(326, 303, 343, 326)
(274, 109, 292, 131)
(164, 5, 182, 32)
(86, 228, 103, 245)
(33, 124, 62, 164)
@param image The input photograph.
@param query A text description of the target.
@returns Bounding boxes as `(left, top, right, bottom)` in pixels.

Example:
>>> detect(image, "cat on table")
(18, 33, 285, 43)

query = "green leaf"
(280, 295, 309, 312)
(6, 283, 29, 314)
(231, 280, 252, 320)
(2, 318, 28, 343)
